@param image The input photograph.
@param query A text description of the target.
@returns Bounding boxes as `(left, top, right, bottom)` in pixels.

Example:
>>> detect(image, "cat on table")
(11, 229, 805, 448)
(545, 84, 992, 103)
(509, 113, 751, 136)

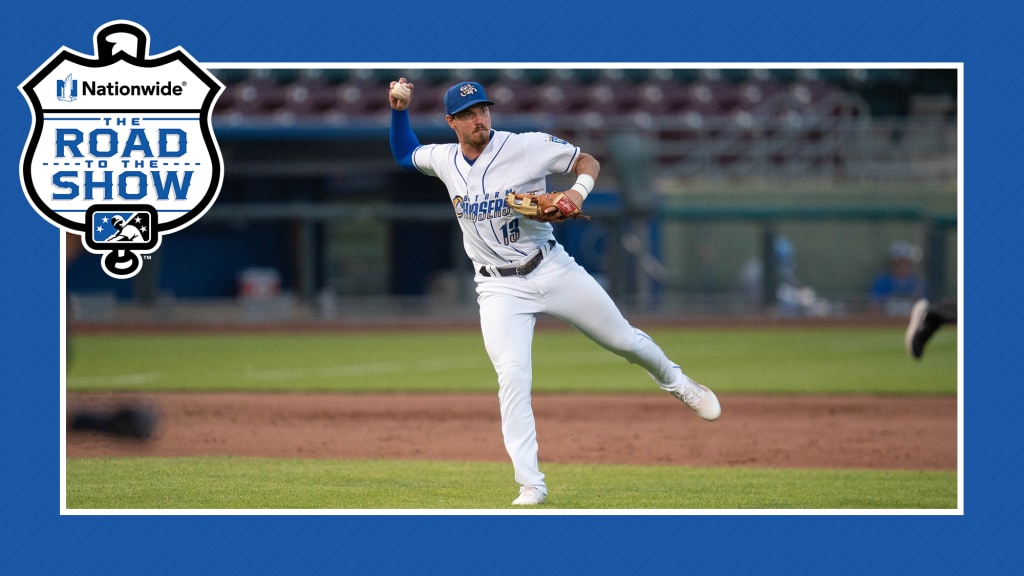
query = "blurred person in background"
(870, 241, 926, 316)
(738, 236, 839, 317)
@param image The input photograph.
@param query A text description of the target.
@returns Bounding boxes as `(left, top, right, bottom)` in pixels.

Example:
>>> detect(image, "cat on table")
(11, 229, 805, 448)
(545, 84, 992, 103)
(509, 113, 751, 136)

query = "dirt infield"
(66, 392, 957, 471)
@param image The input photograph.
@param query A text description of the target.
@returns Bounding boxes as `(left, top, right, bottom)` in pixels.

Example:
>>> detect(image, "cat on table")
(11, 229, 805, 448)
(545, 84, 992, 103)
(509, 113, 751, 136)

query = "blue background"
(0, 1, 1008, 573)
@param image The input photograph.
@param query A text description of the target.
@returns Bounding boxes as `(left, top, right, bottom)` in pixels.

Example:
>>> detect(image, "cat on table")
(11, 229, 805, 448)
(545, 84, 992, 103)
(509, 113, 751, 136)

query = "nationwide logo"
(78, 79, 187, 97)
(57, 74, 78, 102)
(19, 20, 224, 279)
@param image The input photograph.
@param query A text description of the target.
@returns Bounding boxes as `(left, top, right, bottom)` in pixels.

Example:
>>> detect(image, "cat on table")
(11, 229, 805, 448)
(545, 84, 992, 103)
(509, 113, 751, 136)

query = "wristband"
(570, 174, 595, 201)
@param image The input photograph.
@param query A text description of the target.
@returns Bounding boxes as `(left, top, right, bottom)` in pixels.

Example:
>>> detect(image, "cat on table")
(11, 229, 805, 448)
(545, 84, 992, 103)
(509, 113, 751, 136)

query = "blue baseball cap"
(445, 81, 495, 115)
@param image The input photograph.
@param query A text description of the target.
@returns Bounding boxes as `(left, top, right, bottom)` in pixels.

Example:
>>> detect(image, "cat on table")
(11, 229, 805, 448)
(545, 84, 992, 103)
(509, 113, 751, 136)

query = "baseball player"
(388, 78, 720, 505)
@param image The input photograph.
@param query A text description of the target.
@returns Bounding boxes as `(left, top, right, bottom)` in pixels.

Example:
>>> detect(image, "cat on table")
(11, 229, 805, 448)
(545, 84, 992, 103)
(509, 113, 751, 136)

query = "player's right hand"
(389, 78, 414, 111)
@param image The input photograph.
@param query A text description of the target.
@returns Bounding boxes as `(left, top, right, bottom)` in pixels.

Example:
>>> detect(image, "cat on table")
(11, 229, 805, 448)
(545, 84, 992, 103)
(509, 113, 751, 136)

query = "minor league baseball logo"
(19, 20, 224, 279)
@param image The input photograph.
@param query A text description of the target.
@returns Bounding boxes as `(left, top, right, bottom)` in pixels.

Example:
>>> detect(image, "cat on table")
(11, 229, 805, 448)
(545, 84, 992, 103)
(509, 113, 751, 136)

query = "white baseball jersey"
(409, 130, 580, 267)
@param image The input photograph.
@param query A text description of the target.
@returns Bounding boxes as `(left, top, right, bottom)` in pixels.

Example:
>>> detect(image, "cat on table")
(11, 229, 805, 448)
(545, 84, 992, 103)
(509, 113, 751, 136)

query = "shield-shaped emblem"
(19, 20, 224, 278)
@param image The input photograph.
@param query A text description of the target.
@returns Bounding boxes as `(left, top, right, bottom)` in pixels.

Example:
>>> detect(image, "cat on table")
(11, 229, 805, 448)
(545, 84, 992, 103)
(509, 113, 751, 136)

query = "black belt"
(480, 240, 555, 278)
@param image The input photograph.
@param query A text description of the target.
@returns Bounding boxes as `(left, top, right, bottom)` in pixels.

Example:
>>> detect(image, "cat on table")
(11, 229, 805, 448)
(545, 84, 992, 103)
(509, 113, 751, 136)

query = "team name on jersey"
(452, 189, 516, 222)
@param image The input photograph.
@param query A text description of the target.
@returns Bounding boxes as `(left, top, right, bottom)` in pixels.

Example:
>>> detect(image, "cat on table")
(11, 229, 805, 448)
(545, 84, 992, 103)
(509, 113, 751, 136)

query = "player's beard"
(466, 124, 490, 148)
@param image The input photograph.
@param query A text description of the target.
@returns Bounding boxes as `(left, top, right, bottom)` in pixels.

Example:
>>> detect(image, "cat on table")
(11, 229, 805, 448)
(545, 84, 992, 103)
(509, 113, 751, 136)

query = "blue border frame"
(2, 1, 1001, 573)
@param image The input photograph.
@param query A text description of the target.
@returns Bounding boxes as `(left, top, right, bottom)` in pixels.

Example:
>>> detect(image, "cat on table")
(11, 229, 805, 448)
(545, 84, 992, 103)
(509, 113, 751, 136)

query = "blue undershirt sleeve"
(390, 108, 420, 170)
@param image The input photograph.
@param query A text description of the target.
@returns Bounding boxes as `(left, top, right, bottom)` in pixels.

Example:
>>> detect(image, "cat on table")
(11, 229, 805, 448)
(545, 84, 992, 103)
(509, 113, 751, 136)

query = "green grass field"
(66, 457, 956, 510)
(65, 325, 959, 510)
(68, 325, 957, 395)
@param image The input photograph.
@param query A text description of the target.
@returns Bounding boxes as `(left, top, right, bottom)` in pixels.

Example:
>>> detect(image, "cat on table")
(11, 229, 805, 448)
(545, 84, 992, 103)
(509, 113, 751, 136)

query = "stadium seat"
(585, 80, 639, 115)
(224, 72, 288, 116)
(488, 79, 539, 114)
(789, 78, 842, 106)
(448, 68, 501, 85)
(636, 78, 691, 114)
(537, 77, 589, 114)
(654, 108, 709, 165)
(687, 78, 739, 115)
(500, 68, 550, 85)
(412, 69, 453, 86)
(408, 82, 446, 116)
(737, 77, 788, 110)
(284, 76, 341, 117)
(334, 77, 388, 116)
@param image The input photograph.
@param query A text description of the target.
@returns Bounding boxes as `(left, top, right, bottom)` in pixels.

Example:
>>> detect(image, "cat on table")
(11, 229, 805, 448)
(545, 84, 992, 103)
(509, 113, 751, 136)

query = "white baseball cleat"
(512, 485, 547, 505)
(670, 376, 721, 421)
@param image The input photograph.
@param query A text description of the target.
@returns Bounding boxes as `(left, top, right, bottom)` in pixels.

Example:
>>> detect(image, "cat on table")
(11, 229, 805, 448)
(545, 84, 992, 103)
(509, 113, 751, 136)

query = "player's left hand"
(505, 190, 589, 222)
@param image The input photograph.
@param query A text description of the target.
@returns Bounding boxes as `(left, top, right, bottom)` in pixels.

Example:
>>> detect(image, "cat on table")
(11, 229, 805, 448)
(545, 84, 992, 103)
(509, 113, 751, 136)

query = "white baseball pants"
(475, 243, 685, 491)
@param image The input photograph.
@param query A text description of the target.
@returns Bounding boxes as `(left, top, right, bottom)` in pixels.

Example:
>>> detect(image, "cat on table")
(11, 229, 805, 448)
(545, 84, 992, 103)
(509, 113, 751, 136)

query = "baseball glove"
(505, 191, 589, 222)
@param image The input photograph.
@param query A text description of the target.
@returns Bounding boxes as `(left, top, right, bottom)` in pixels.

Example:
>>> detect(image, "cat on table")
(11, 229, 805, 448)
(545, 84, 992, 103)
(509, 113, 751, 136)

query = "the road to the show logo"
(19, 20, 224, 279)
